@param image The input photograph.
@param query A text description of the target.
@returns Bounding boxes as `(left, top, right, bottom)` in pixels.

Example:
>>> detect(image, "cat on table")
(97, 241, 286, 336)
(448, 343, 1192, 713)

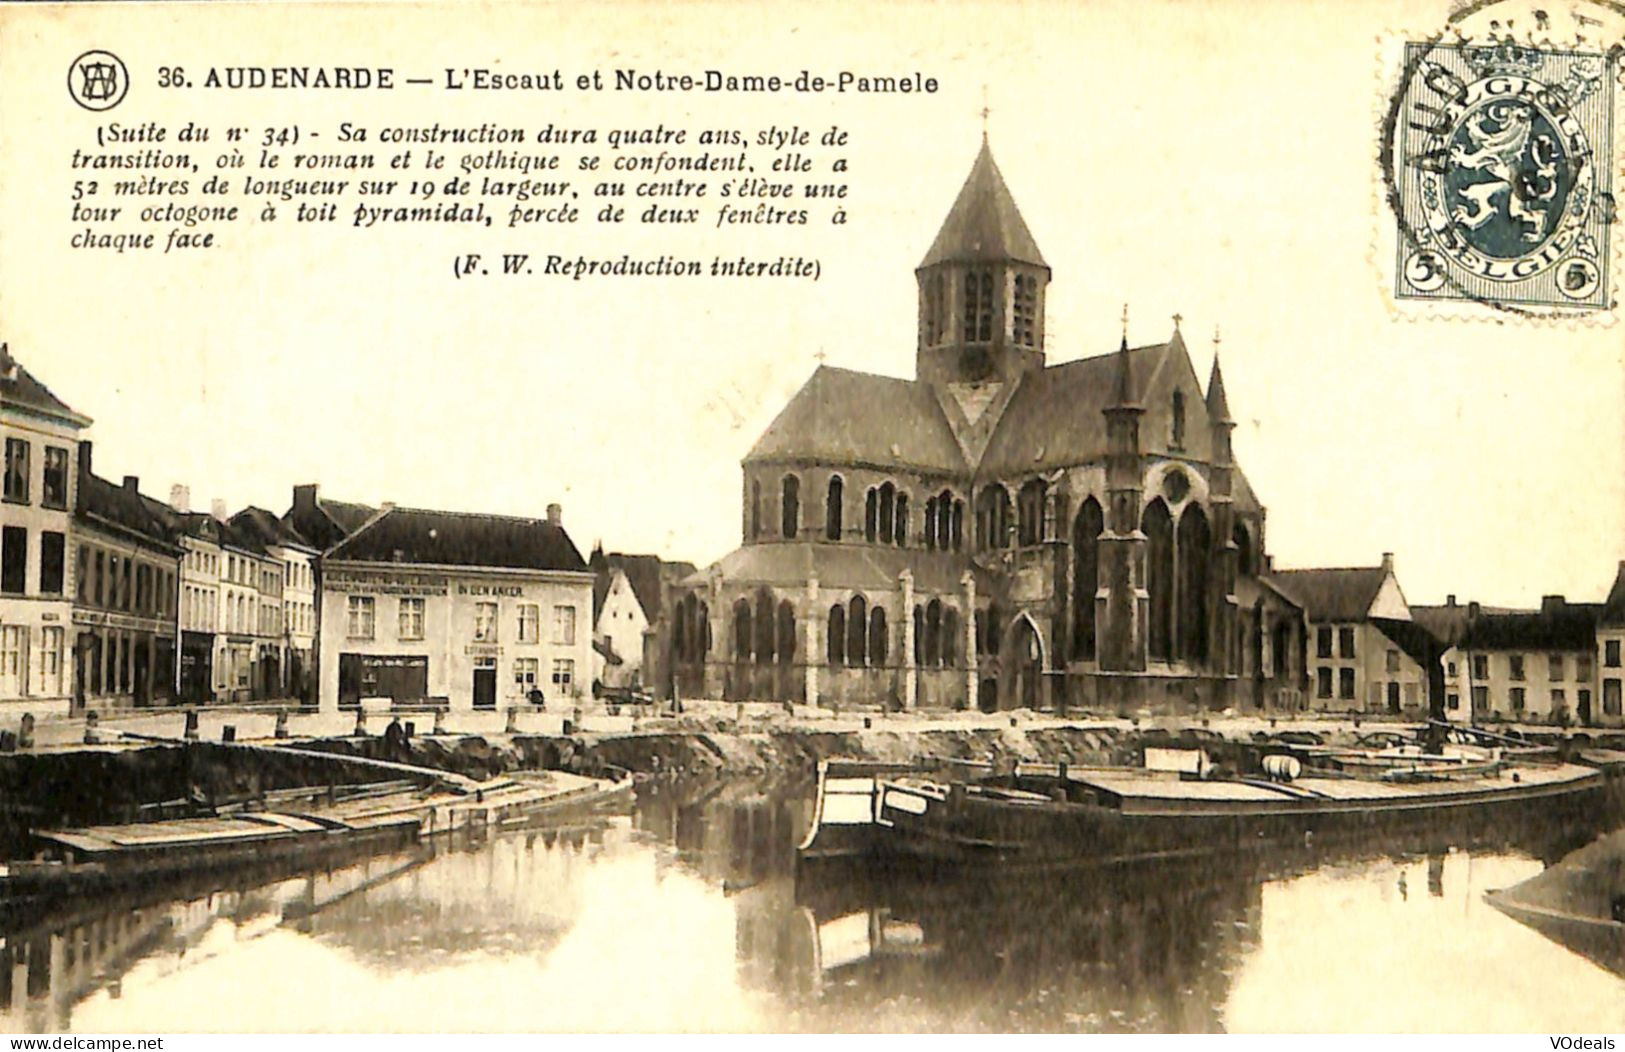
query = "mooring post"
(274, 708, 290, 739)
(353, 708, 367, 737)
(18, 712, 34, 750)
(183, 709, 199, 741)
(221, 725, 236, 743)
(505, 706, 519, 734)
(432, 707, 446, 735)
(82, 710, 100, 745)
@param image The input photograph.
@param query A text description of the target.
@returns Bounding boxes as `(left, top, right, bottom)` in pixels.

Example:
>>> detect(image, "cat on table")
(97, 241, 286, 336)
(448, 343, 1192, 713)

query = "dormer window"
(963, 269, 994, 342)
(1012, 274, 1037, 347)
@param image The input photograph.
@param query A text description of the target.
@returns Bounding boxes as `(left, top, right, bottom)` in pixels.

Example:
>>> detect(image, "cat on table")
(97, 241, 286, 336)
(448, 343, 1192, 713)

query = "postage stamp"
(1391, 42, 1613, 310)
(1377, 0, 1625, 320)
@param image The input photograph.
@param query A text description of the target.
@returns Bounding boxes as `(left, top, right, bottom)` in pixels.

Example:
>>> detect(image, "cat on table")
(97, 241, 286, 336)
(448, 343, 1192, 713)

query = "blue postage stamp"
(1390, 41, 1614, 312)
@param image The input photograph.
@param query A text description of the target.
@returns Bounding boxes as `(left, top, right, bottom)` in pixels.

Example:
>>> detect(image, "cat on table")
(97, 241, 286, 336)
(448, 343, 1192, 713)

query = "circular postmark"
(67, 50, 129, 111)
(1379, 1, 1625, 316)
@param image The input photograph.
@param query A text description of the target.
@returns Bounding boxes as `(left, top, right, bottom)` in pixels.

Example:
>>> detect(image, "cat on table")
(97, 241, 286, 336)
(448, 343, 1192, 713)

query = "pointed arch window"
(864, 488, 878, 543)
(976, 485, 1012, 551)
(894, 493, 909, 548)
(942, 607, 959, 667)
(827, 604, 846, 666)
(878, 483, 896, 544)
(1012, 274, 1038, 347)
(925, 599, 943, 666)
(963, 269, 994, 342)
(1072, 497, 1103, 661)
(1146, 499, 1175, 661)
(1178, 504, 1211, 663)
(777, 601, 796, 666)
(951, 499, 965, 551)
(750, 480, 761, 539)
(868, 607, 888, 666)
(923, 272, 946, 346)
(1233, 521, 1254, 577)
(825, 476, 843, 541)
(733, 599, 753, 662)
(1171, 390, 1187, 451)
(1017, 478, 1047, 547)
(754, 589, 776, 665)
(781, 474, 800, 538)
(848, 595, 868, 667)
(913, 605, 925, 666)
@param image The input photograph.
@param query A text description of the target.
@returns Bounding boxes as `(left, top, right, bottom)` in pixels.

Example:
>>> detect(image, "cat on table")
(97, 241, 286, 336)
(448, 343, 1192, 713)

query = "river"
(3, 777, 1623, 1033)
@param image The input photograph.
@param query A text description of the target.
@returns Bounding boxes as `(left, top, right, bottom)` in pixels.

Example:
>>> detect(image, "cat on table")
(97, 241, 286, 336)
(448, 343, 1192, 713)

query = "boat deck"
(1073, 763, 1600, 815)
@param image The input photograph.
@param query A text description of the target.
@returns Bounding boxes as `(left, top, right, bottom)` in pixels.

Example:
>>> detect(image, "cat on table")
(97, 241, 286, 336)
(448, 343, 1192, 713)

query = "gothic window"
(1146, 499, 1175, 660)
(987, 601, 1003, 656)
(923, 272, 946, 346)
(827, 604, 846, 666)
(750, 480, 761, 539)
(952, 500, 964, 551)
(825, 476, 843, 541)
(925, 599, 943, 666)
(848, 595, 868, 667)
(1171, 390, 1187, 450)
(781, 474, 800, 538)
(865, 488, 878, 542)
(733, 599, 753, 662)
(868, 607, 888, 666)
(878, 482, 896, 544)
(976, 485, 1012, 550)
(1178, 504, 1211, 663)
(924, 496, 938, 551)
(963, 269, 994, 342)
(674, 598, 689, 661)
(754, 589, 776, 665)
(1017, 478, 1047, 546)
(777, 601, 795, 666)
(895, 494, 909, 548)
(942, 608, 959, 667)
(1012, 274, 1037, 347)
(1233, 521, 1254, 576)
(1072, 498, 1103, 661)
(913, 606, 924, 665)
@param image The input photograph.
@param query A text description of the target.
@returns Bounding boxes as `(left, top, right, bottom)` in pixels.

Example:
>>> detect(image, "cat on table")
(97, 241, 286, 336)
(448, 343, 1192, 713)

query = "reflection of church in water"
(672, 137, 1307, 712)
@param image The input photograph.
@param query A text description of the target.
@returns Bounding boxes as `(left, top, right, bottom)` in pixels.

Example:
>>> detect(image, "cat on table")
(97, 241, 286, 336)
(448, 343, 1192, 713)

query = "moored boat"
(799, 735, 1615, 869)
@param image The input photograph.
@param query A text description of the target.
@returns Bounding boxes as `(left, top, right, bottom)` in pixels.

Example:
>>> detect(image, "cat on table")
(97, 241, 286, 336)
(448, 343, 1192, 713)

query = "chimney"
(292, 483, 319, 514)
(1446, 594, 1457, 607)
(1541, 594, 1565, 616)
(1468, 601, 1482, 619)
(1381, 552, 1395, 575)
(122, 475, 139, 494)
(170, 484, 190, 513)
(211, 498, 227, 522)
(75, 441, 92, 514)
(546, 503, 562, 527)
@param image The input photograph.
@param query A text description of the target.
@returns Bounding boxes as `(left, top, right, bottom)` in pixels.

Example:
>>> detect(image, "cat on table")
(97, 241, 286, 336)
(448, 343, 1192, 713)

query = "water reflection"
(2, 777, 1623, 1033)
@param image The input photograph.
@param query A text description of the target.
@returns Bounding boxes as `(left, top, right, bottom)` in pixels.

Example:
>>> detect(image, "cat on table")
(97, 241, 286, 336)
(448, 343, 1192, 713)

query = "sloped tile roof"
(683, 542, 986, 597)
(920, 139, 1047, 269)
(0, 347, 90, 427)
(1602, 562, 1625, 628)
(1459, 605, 1601, 651)
(977, 344, 1165, 477)
(231, 506, 313, 550)
(1267, 567, 1388, 622)
(329, 506, 587, 573)
(79, 474, 178, 551)
(745, 366, 967, 474)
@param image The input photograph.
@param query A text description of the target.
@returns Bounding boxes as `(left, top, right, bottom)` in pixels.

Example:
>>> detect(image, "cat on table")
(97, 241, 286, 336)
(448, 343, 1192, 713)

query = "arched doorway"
(1008, 614, 1045, 712)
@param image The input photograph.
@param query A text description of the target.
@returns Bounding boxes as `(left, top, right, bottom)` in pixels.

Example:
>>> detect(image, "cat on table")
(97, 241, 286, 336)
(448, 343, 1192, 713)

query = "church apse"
(664, 137, 1305, 715)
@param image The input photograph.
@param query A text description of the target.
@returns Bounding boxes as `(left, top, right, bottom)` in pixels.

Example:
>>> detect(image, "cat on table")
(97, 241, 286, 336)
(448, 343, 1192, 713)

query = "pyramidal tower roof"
(919, 138, 1048, 270)
(1206, 352, 1234, 424)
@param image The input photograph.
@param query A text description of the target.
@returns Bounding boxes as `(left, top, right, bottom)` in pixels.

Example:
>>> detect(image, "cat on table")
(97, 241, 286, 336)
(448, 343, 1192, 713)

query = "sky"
(1, 0, 1621, 609)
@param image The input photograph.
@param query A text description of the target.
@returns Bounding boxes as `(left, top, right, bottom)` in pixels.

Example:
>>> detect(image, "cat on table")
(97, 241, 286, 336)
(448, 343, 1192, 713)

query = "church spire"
(1113, 304, 1138, 406)
(1206, 328, 1234, 425)
(919, 138, 1047, 270)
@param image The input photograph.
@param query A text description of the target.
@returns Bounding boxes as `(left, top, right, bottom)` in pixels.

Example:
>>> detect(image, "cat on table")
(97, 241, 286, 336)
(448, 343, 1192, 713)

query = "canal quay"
(1, 704, 1624, 1033)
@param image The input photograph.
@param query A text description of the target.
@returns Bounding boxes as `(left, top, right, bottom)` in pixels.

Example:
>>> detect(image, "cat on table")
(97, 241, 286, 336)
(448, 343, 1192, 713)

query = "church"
(672, 138, 1309, 714)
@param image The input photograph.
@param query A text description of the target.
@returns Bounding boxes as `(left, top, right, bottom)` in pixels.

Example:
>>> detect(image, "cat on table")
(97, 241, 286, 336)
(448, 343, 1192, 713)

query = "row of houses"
(0, 344, 693, 717)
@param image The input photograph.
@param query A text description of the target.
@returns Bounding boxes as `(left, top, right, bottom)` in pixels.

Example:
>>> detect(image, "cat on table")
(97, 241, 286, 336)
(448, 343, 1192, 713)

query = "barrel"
(1263, 754, 1302, 782)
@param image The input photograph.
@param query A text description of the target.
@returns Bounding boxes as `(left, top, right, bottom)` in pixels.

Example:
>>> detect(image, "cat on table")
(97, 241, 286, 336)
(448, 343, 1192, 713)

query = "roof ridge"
(384, 504, 560, 525)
